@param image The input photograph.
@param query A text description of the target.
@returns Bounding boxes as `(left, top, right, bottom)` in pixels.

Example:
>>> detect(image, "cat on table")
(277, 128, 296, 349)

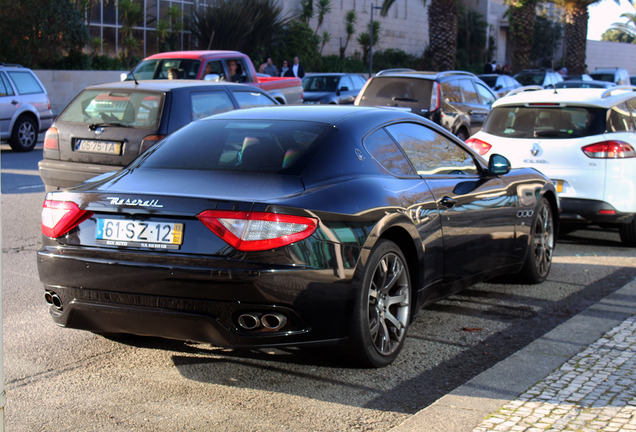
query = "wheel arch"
(11, 109, 39, 133)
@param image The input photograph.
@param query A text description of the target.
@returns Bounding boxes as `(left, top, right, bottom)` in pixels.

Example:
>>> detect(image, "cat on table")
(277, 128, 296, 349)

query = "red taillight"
(430, 82, 440, 112)
(140, 134, 164, 153)
(42, 200, 93, 238)
(43, 127, 59, 150)
(582, 141, 636, 158)
(466, 137, 493, 155)
(197, 210, 318, 252)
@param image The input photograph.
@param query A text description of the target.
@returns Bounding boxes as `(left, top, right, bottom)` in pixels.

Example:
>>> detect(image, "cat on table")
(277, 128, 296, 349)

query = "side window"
(385, 122, 479, 176)
(475, 82, 496, 105)
(364, 128, 416, 176)
(441, 80, 462, 103)
(190, 91, 235, 120)
(232, 90, 277, 108)
(0, 72, 12, 96)
(203, 61, 224, 79)
(625, 99, 636, 132)
(608, 102, 634, 132)
(352, 75, 367, 90)
(458, 79, 479, 103)
(6, 71, 43, 95)
(339, 75, 353, 90)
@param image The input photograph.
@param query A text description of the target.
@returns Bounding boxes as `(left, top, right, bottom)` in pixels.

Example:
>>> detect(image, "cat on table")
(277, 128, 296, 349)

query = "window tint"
(475, 82, 496, 105)
(232, 90, 277, 108)
(0, 72, 12, 96)
(458, 79, 479, 103)
(385, 123, 478, 176)
(191, 91, 235, 120)
(482, 106, 607, 138)
(364, 128, 416, 176)
(608, 102, 634, 132)
(135, 119, 330, 173)
(58, 89, 164, 128)
(6, 71, 43, 95)
(442, 80, 462, 103)
(357, 77, 432, 109)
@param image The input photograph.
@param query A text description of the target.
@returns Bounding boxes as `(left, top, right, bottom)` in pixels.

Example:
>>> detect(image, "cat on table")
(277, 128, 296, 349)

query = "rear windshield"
(303, 75, 340, 92)
(133, 119, 331, 173)
(589, 73, 615, 83)
(482, 106, 607, 138)
(128, 59, 202, 80)
(58, 89, 164, 128)
(357, 77, 432, 110)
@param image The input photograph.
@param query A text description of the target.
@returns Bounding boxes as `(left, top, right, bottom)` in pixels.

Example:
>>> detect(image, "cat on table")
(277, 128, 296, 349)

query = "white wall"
(586, 40, 636, 75)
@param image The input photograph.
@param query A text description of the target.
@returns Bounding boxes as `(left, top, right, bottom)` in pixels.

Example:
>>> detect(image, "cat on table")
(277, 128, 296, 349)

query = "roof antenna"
(126, 70, 139, 86)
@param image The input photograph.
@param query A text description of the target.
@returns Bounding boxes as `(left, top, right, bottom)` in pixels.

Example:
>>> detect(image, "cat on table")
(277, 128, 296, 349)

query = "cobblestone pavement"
(473, 315, 636, 432)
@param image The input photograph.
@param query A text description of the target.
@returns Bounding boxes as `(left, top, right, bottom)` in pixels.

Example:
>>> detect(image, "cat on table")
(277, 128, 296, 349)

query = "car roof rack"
(505, 85, 544, 96)
(0, 63, 24, 68)
(436, 70, 476, 78)
(601, 85, 636, 98)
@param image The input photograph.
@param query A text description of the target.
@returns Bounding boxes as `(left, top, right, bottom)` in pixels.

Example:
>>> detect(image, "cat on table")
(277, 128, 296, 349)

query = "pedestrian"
(286, 56, 305, 78)
(263, 57, 279, 77)
(280, 59, 290, 77)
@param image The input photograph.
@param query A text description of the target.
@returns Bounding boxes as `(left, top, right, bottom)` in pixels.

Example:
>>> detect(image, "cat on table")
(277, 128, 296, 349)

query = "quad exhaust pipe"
(237, 312, 287, 331)
(44, 290, 63, 310)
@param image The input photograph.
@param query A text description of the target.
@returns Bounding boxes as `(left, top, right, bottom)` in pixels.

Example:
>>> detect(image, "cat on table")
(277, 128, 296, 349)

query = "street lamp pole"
(369, 3, 383, 77)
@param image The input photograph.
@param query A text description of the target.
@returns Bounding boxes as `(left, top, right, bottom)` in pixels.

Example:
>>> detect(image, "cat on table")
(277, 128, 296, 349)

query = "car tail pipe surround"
(237, 312, 288, 331)
(44, 290, 63, 311)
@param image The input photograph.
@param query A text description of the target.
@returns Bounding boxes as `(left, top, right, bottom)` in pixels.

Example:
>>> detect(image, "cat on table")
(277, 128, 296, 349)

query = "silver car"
(0, 64, 53, 151)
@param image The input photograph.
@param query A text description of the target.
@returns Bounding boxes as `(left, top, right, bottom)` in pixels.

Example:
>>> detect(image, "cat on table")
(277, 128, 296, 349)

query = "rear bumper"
(38, 158, 120, 190)
(559, 198, 635, 224)
(37, 247, 354, 347)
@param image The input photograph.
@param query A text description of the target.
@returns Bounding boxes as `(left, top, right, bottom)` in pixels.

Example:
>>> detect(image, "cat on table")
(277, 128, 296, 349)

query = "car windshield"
(482, 106, 607, 138)
(133, 119, 332, 173)
(58, 89, 164, 128)
(127, 59, 202, 80)
(303, 76, 340, 92)
(356, 77, 433, 109)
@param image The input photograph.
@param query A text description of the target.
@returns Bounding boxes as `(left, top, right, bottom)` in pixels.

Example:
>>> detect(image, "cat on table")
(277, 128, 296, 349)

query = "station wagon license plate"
(75, 139, 122, 155)
(96, 219, 183, 250)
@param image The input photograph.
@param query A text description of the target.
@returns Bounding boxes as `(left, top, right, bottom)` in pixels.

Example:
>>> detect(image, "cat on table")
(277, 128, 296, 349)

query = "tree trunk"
(428, 0, 457, 71)
(508, 0, 536, 74)
(563, 3, 589, 75)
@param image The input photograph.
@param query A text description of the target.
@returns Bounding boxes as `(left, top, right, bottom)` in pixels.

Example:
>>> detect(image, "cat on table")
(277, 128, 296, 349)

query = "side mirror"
(488, 153, 511, 176)
(120, 73, 129, 81)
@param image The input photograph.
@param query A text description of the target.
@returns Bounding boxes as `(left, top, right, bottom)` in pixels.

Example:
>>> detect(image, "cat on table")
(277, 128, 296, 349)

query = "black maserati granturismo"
(38, 105, 558, 367)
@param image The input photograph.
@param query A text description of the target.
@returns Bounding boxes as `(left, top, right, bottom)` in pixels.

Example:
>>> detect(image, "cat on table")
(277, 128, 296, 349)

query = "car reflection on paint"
(37, 105, 558, 367)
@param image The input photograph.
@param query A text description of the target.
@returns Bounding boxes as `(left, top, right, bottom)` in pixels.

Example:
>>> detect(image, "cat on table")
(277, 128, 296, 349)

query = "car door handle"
(11, 100, 18, 105)
(439, 196, 457, 208)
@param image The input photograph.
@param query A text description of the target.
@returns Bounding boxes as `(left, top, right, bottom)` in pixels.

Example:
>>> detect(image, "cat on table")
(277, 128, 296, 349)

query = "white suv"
(0, 63, 53, 151)
(466, 86, 636, 246)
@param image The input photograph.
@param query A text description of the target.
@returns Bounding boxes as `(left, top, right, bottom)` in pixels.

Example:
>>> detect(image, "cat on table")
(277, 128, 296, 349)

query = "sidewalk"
(390, 279, 636, 432)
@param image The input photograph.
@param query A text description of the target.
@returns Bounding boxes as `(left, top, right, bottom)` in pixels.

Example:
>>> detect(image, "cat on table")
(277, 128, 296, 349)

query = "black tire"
(9, 116, 38, 152)
(517, 198, 555, 284)
(456, 128, 469, 142)
(619, 218, 636, 246)
(349, 239, 411, 368)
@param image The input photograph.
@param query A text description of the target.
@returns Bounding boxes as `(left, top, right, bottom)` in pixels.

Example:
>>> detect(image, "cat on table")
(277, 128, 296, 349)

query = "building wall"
(586, 40, 636, 74)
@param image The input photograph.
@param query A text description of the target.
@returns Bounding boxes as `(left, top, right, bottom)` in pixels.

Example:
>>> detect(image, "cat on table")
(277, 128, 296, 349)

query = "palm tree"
(506, 0, 539, 73)
(602, 12, 636, 42)
(381, 0, 457, 70)
(559, 0, 634, 74)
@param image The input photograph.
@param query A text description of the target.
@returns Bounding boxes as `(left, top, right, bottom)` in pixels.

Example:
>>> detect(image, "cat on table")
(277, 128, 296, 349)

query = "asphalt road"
(2, 144, 635, 431)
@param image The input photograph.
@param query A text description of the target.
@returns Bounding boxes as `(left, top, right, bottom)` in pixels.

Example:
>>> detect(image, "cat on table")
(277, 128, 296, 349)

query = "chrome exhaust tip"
(45, 291, 63, 310)
(261, 313, 287, 330)
(237, 313, 261, 330)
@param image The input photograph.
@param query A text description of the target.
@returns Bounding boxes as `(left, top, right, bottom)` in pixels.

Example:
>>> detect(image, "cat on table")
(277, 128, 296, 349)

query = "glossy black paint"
(37, 105, 558, 350)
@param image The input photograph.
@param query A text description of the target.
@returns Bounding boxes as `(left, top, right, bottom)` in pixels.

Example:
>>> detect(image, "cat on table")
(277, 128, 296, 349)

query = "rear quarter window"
(6, 71, 44, 95)
(231, 90, 277, 108)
